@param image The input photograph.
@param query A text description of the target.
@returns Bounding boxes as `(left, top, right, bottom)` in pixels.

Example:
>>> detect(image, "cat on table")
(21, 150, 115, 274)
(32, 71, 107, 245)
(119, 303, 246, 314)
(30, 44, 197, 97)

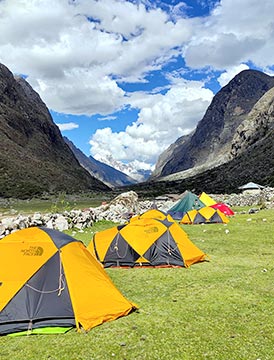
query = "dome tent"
(199, 192, 234, 216)
(180, 207, 229, 225)
(0, 227, 136, 336)
(167, 191, 205, 220)
(130, 209, 174, 222)
(199, 192, 217, 206)
(88, 217, 207, 268)
(210, 203, 234, 216)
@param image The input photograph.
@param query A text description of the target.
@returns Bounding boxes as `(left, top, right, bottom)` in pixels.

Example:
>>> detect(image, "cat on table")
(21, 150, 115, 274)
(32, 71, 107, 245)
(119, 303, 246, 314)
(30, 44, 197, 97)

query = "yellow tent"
(199, 192, 217, 206)
(180, 206, 229, 225)
(0, 227, 136, 336)
(130, 209, 174, 222)
(88, 218, 207, 268)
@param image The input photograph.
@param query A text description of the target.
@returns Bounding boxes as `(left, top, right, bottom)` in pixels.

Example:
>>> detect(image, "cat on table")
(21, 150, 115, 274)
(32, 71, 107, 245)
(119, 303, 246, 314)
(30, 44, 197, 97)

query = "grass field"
(0, 193, 108, 217)
(0, 208, 273, 360)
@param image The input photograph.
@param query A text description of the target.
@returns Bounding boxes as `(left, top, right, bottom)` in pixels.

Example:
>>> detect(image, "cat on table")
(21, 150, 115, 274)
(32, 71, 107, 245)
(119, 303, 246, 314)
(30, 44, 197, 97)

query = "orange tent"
(130, 209, 175, 222)
(88, 218, 207, 268)
(0, 227, 136, 336)
(180, 207, 229, 225)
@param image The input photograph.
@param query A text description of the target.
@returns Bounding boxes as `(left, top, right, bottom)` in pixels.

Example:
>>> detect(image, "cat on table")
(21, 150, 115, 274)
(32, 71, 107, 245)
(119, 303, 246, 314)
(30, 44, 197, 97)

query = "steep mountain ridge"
(230, 87, 274, 157)
(2, 62, 274, 199)
(152, 69, 274, 179)
(0, 63, 109, 198)
(128, 127, 274, 196)
(64, 137, 137, 188)
(151, 132, 193, 178)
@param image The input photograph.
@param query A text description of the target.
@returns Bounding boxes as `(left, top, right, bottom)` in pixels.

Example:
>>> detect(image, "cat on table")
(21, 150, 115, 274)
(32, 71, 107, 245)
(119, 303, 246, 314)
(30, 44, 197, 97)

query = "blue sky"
(0, 0, 274, 180)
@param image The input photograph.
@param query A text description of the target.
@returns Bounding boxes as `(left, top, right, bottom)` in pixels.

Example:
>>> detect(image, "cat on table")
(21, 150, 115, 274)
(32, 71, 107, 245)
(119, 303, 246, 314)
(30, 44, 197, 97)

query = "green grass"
(1, 209, 274, 360)
(0, 194, 107, 216)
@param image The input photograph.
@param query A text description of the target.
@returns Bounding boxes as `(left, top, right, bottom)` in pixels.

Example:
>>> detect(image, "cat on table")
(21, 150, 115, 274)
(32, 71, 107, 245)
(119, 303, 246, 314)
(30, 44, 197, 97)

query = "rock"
(1, 217, 14, 229)
(248, 208, 259, 214)
(210, 187, 274, 209)
(45, 218, 54, 229)
(1, 188, 274, 238)
(54, 215, 69, 231)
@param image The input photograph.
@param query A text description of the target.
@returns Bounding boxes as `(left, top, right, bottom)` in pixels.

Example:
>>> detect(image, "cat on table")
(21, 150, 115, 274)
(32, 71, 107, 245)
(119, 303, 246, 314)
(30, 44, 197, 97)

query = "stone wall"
(209, 187, 274, 208)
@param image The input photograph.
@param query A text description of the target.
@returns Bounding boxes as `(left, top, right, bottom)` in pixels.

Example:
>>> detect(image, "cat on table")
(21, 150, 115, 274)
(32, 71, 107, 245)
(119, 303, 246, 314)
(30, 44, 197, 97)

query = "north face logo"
(144, 226, 159, 234)
(21, 246, 44, 256)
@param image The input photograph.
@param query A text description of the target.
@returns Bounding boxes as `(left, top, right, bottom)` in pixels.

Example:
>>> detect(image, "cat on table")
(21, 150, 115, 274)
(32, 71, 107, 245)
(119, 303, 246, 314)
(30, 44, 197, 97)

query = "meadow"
(0, 208, 273, 360)
(0, 193, 107, 216)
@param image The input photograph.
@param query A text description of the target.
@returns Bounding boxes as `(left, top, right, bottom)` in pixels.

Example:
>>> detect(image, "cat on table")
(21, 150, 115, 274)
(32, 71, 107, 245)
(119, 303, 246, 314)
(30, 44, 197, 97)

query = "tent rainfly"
(167, 191, 205, 220)
(130, 209, 174, 223)
(211, 203, 234, 216)
(88, 217, 207, 268)
(0, 227, 136, 336)
(180, 207, 229, 225)
(199, 192, 217, 206)
(199, 192, 234, 216)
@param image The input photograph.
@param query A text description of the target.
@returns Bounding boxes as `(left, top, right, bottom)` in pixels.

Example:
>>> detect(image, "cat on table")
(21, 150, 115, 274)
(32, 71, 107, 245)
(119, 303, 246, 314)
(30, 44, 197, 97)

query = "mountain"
(125, 70, 274, 196)
(128, 126, 274, 197)
(157, 84, 274, 191)
(2, 61, 273, 199)
(64, 137, 137, 188)
(95, 154, 152, 182)
(230, 86, 274, 157)
(0, 63, 110, 198)
(152, 69, 274, 180)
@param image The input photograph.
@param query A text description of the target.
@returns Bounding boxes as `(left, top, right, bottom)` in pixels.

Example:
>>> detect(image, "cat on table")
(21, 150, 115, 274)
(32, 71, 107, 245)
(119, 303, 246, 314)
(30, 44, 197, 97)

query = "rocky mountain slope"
(230, 86, 274, 157)
(2, 61, 274, 199)
(152, 69, 274, 179)
(127, 126, 274, 197)
(125, 70, 274, 196)
(0, 63, 110, 198)
(64, 137, 137, 188)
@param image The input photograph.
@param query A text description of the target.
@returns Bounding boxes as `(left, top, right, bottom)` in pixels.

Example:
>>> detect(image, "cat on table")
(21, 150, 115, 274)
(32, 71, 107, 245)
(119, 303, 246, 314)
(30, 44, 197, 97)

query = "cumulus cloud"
(90, 79, 213, 166)
(185, 33, 264, 69)
(0, 0, 274, 173)
(217, 64, 250, 87)
(56, 122, 79, 131)
(29, 70, 126, 115)
(0, 0, 193, 115)
(184, 0, 274, 69)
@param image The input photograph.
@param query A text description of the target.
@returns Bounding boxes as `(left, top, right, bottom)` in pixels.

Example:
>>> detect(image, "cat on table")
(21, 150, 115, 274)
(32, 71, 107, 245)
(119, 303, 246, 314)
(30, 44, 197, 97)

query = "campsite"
(0, 200, 273, 360)
(1, 1, 274, 358)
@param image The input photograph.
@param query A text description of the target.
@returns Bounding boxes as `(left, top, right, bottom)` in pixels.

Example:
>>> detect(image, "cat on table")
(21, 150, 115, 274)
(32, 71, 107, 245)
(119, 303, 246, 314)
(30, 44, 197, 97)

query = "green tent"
(167, 191, 205, 220)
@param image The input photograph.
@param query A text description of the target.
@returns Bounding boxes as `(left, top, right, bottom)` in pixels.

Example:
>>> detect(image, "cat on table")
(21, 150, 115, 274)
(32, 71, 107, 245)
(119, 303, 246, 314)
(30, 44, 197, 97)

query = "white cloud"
(0, 0, 274, 175)
(185, 33, 263, 69)
(217, 64, 250, 87)
(184, 0, 274, 69)
(90, 79, 213, 166)
(56, 122, 79, 131)
(29, 70, 126, 116)
(97, 115, 117, 121)
(0, 0, 193, 115)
